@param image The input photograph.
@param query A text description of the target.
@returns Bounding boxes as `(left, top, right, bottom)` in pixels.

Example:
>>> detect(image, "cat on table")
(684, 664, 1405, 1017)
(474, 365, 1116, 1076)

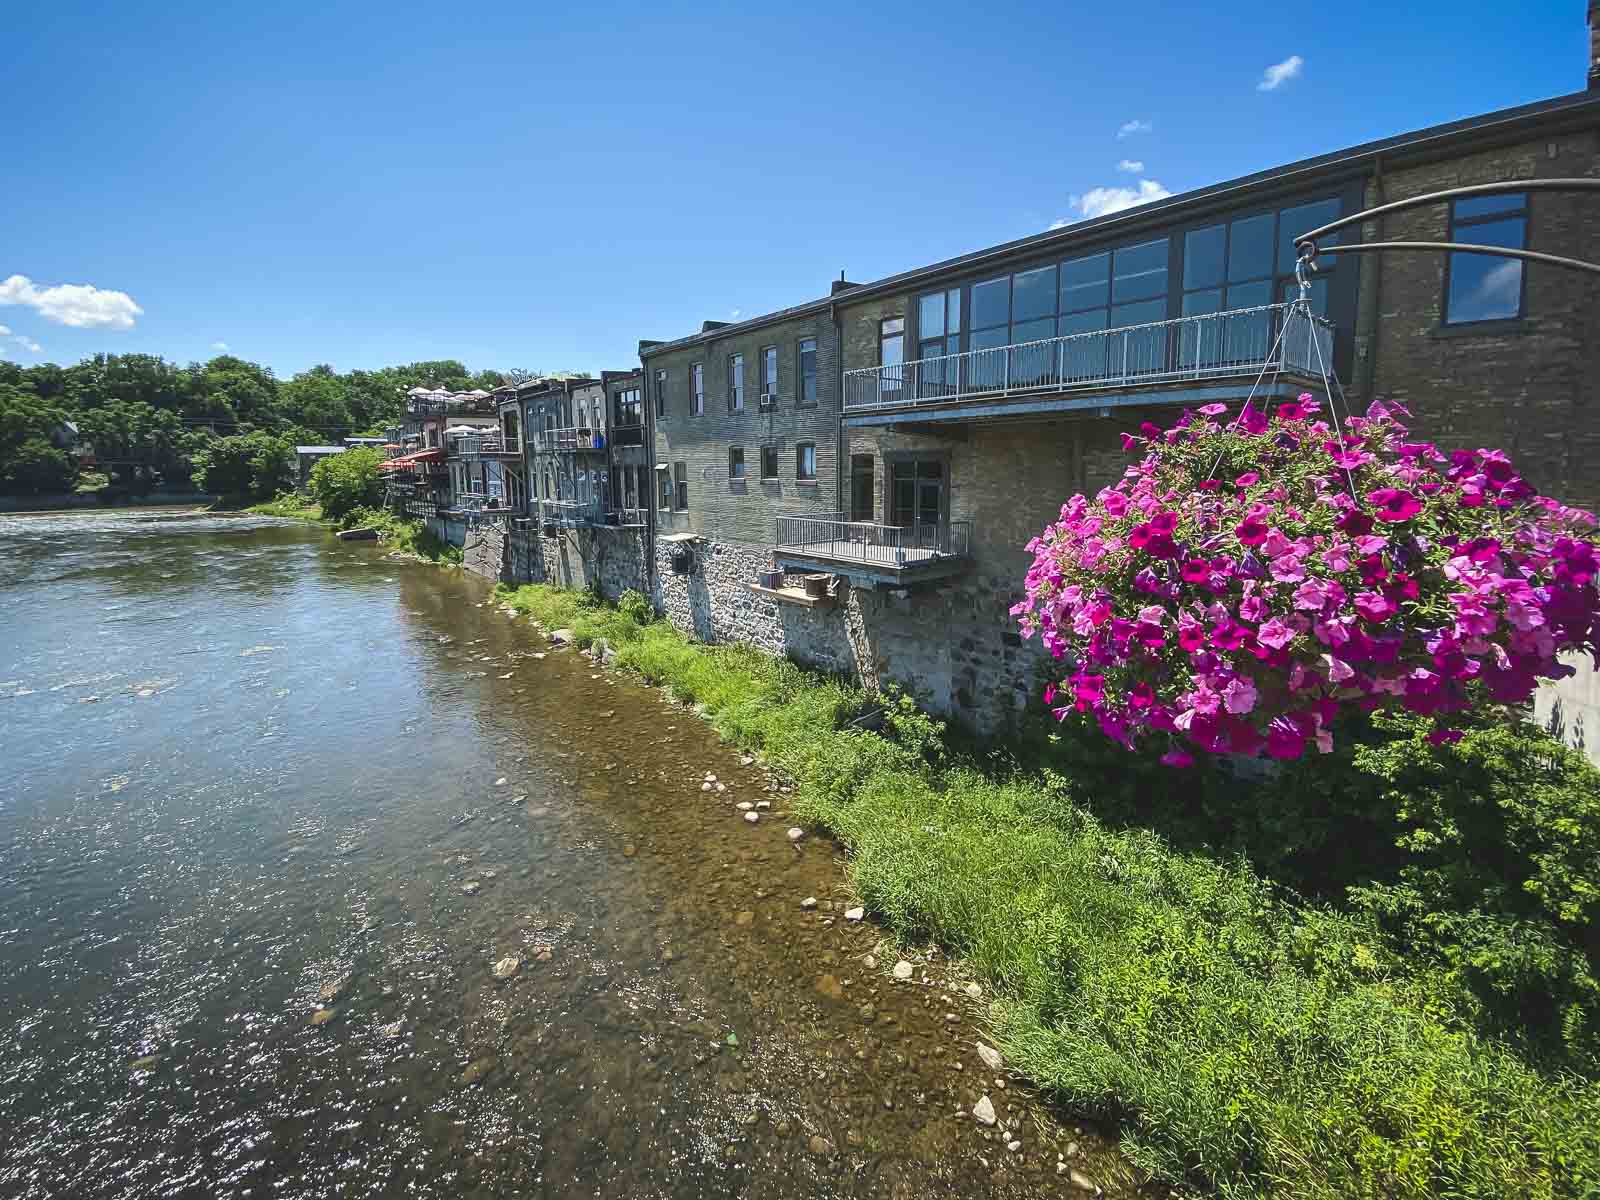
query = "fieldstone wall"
(507, 527, 539, 584)
(651, 534, 1046, 734)
(463, 522, 506, 582)
(539, 525, 649, 600)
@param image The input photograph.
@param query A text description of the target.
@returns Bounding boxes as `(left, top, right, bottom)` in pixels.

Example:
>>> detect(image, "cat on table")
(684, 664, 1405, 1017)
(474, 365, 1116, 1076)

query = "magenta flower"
(1257, 618, 1295, 650)
(1235, 518, 1269, 546)
(1366, 488, 1424, 522)
(1160, 748, 1196, 768)
(1198, 402, 1228, 416)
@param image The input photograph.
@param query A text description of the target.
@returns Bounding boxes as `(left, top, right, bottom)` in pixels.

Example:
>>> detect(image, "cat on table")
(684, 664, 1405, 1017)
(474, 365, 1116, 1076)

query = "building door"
(850, 454, 875, 522)
(890, 458, 944, 546)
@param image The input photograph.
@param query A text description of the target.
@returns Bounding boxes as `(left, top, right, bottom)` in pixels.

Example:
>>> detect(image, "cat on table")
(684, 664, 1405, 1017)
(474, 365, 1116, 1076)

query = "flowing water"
(0, 512, 1130, 1199)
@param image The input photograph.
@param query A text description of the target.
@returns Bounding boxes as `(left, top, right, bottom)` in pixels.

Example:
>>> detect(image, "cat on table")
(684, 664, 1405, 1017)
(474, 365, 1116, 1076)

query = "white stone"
(492, 954, 521, 979)
(844, 907, 865, 922)
(715, 782, 727, 793)
(755, 800, 770, 809)
(964, 981, 983, 999)
(743, 812, 759, 823)
(701, 782, 713, 792)
(971, 1095, 997, 1126)
(976, 1042, 1004, 1071)
(800, 896, 817, 909)
(1007, 1139, 1022, 1153)
(892, 960, 914, 980)
(786, 827, 804, 842)
(736, 801, 753, 811)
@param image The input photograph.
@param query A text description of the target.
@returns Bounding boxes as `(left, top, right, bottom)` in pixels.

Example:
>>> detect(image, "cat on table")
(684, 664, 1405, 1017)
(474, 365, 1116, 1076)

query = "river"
(0, 512, 1123, 1199)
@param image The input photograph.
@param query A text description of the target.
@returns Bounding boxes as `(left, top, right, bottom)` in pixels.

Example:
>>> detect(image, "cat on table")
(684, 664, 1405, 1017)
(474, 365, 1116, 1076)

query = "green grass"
(246, 493, 324, 521)
(492, 582, 1600, 1199)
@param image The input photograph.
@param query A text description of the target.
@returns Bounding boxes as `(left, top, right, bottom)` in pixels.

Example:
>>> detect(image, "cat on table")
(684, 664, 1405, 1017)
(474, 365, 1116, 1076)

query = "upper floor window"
(691, 363, 704, 415)
(1445, 192, 1527, 325)
(761, 345, 778, 398)
(613, 386, 641, 427)
(797, 337, 817, 406)
(1181, 197, 1340, 323)
(654, 369, 667, 419)
(728, 354, 744, 411)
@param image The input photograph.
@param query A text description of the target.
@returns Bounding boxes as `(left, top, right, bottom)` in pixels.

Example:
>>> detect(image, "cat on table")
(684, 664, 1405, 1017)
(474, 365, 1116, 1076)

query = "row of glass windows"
(661, 445, 817, 510)
(654, 340, 818, 418)
(913, 196, 1342, 363)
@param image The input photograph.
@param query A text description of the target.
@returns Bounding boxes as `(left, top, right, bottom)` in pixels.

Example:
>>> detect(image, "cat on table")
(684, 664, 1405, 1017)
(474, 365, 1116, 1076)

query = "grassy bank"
(245, 494, 324, 520)
(246, 495, 462, 565)
(494, 582, 1600, 1200)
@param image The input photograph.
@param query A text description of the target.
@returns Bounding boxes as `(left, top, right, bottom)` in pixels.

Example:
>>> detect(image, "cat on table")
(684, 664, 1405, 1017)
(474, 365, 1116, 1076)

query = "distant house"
(294, 445, 345, 491)
(342, 436, 387, 448)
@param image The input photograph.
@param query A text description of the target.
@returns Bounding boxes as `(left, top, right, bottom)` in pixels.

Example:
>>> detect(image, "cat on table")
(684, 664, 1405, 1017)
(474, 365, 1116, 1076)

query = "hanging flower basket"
(1013, 394, 1600, 763)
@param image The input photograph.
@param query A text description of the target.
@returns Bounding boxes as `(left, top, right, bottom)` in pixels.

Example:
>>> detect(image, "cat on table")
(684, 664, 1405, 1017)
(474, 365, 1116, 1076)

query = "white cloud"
(730, 308, 742, 319)
(211, 340, 230, 352)
(1257, 54, 1304, 91)
(1117, 159, 1145, 173)
(1116, 119, 1152, 139)
(18, 337, 43, 353)
(0, 324, 9, 336)
(1062, 178, 1174, 223)
(0, 274, 144, 329)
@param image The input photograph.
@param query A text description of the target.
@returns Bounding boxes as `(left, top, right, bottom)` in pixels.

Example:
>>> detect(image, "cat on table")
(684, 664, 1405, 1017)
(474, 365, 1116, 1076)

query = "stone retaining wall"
(650, 535, 1046, 734)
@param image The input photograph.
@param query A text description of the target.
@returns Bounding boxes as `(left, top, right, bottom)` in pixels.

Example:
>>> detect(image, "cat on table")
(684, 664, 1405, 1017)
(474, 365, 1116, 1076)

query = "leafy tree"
(309, 445, 384, 522)
(280, 366, 351, 435)
(2, 437, 75, 494)
(75, 399, 186, 488)
(0, 384, 77, 494)
(190, 431, 294, 499)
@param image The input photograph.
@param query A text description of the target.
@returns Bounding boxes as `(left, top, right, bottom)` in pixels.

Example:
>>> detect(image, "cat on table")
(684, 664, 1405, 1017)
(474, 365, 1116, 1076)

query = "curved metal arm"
(1307, 240, 1600, 276)
(1293, 179, 1600, 278)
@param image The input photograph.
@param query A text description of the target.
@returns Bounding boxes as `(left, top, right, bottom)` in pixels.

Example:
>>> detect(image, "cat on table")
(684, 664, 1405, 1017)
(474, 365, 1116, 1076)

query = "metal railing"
(532, 428, 604, 452)
(774, 513, 973, 566)
(453, 433, 522, 458)
(611, 505, 650, 528)
(539, 497, 608, 525)
(843, 303, 1333, 412)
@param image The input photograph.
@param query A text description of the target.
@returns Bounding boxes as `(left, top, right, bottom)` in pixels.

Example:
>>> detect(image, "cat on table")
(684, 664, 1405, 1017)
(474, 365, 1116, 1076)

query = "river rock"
(701, 782, 713, 792)
(743, 812, 758, 823)
(492, 954, 521, 979)
(844, 907, 865, 922)
(715, 782, 727, 793)
(972, 1095, 997, 1125)
(735, 910, 754, 926)
(786, 827, 803, 842)
(309, 1007, 338, 1026)
(815, 974, 845, 1001)
(964, 981, 983, 999)
(976, 1042, 1004, 1071)
(807, 1134, 832, 1155)
(129, 1055, 159, 1071)
(800, 896, 817, 909)
(459, 1056, 497, 1086)
(462, 880, 481, 896)
(377, 1020, 404, 1039)
(1007, 1139, 1022, 1153)
(736, 801, 753, 811)
(622, 844, 636, 858)
(1068, 1168, 1097, 1191)
(892, 960, 914, 980)
(318, 974, 351, 1004)
(549, 629, 573, 646)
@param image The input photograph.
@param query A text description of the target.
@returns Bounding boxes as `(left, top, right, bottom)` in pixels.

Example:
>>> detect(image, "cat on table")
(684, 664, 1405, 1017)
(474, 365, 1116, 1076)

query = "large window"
(673, 461, 688, 510)
(761, 345, 778, 399)
(691, 362, 704, 415)
(890, 458, 944, 531)
(728, 446, 745, 479)
(1445, 193, 1527, 325)
(796, 442, 817, 482)
(850, 453, 874, 521)
(761, 446, 779, 480)
(727, 354, 744, 412)
(879, 318, 904, 397)
(797, 338, 817, 406)
(916, 288, 961, 395)
(658, 466, 672, 509)
(613, 385, 641, 427)
(654, 368, 667, 419)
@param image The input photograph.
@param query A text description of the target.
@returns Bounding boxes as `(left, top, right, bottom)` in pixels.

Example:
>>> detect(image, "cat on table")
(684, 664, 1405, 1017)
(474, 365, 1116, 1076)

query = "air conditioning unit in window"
(759, 393, 777, 411)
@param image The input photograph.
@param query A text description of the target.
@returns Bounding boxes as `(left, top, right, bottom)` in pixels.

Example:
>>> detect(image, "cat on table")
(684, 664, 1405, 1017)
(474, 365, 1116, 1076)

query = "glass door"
(891, 459, 945, 552)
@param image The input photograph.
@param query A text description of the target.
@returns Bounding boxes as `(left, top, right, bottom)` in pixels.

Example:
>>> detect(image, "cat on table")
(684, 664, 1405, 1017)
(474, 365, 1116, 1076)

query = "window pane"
(1111, 298, 1166, 326)
(1454, 193, 1526, 220)
(764, 346, 777, 386)
(918, 339, 944, 361)
(1059, 309, 1108, 336)
(1183, 225, 1226, 290)
(971, 277, 1010, 329)
(970, 326, 1010, 351)
(762, 447, 778, 478)
(946, 288, 961, 332)
(1182, 288, 1223, 316)
(881, 317, 904, 335)
(1011, 317, 1055, 344)
(1278, 197, 1340, 273)
(1225, 280, 1273, 309)
(1447, 217, 1525, 323)
(1012, 265, 1057, 322)
(1112, 239, 1168, 302)
(919, 291, 945, 337)
(1279, 278, 1330, 318)
(1228, 213, 1274, 282)
(1060, 253, 1110, 312)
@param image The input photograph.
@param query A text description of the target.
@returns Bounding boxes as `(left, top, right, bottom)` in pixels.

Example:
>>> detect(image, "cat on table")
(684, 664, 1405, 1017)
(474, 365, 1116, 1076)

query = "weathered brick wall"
(1362, 130, 1600, 509)
(650, 310, 840, 547)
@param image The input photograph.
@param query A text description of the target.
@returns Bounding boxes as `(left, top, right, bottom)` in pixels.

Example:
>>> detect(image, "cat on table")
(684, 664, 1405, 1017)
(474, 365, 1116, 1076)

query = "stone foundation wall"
(538, 525, 650, 601)
(463, 522, 506, 582)
(650, 535, 1046, 734)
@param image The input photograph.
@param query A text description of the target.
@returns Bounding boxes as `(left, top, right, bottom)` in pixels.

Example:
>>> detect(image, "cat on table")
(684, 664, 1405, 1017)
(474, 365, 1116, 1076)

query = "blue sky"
(4, 0, 1588, 378)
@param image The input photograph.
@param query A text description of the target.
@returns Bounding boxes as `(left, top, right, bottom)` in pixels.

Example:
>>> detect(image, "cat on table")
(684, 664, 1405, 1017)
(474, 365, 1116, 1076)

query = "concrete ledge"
(745, 582, 835, 608)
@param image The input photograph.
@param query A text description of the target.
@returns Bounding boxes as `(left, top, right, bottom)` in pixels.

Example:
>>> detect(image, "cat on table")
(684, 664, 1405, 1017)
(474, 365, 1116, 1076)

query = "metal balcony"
(539, 497, 608, 526)
(773, 513, 972, 586)
(532, 428, 607, 453)
(843, 303, 1333, 423)
(453, 433, 522, 459)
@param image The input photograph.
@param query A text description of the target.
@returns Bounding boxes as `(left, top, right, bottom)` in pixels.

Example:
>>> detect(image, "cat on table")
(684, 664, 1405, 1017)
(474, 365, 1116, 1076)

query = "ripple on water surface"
(0, 514, 1135, 1199)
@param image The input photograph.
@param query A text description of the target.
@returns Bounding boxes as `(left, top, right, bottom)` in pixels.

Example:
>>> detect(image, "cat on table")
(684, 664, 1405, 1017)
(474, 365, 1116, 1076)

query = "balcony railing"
(532, 428, 605, 452)
(774, 512, 972, 568)
(453, 433, 522, 458)
(539, 497, 608, 525)
(843, 303, 1333, 413)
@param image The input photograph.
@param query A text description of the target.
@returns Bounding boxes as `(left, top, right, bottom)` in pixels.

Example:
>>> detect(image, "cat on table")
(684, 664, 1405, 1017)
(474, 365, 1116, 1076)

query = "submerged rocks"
(743, 812, 758, 824)
(309, 1007, 339, 1027)
(971, 1095, 997, 1126)
(815, 974, 845, 1001)
(318, 974, 351, 1004)
(799, 896, 817, 910)
(549, 629, 574, 646)
(786, 827, 804, 842)
(461, 880, 482, 896)
(459, 1056, 497, 1086)
(492, 954, 521, 979)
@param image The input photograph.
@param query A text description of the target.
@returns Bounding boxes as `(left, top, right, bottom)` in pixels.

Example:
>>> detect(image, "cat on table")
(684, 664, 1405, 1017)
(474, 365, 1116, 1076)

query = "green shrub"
(617, 588, 652, 625)
(308, 446, 383, 522)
